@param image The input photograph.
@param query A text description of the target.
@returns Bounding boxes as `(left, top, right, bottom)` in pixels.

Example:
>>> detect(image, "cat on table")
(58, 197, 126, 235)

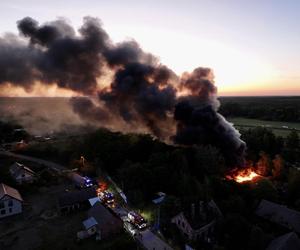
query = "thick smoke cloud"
(0, 16, 246, 167)
(1, 17, 109, 93)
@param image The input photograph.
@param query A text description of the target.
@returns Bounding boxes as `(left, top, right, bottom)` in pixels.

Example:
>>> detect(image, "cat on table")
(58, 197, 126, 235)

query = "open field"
(229, 117, 300, 137)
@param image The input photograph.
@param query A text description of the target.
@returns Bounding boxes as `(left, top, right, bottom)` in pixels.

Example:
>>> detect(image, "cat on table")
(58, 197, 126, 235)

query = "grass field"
(228, 117, 300, 137)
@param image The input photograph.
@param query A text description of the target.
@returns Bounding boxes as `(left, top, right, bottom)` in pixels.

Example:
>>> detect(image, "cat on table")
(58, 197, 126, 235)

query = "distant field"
(228, 117, 300, 137)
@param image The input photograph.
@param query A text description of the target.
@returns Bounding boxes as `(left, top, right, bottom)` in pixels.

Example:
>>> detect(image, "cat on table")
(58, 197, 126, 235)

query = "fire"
(96, 181, 108, 195)
(226, 168, 260, 183)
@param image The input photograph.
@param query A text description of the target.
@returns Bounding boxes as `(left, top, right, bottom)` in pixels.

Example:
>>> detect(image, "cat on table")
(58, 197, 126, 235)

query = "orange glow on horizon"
(0, 82, 80, 97)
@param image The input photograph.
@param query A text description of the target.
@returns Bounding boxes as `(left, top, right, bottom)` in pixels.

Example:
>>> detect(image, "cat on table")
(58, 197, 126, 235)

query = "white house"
(171, 200, 222, 242)
(10, 162, 36, 184)
(0, 183, 23, 218)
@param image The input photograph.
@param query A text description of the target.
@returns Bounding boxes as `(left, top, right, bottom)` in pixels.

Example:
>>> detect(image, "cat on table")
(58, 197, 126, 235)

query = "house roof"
(58, 188, 97, 207)
(88, 201, 122, 229)
(266, 232, 300, 250)
(88, 197, 101, 206)
(0, 183, 23, 201)
(83, 216, 98, 230)
(255, 199, 300, 233)
(10, 162, 35, 176)
(182, 200, 219, 230)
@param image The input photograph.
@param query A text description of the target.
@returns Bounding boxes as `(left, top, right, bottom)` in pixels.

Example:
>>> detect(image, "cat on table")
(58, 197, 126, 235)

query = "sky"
(0, 0, 299, 96)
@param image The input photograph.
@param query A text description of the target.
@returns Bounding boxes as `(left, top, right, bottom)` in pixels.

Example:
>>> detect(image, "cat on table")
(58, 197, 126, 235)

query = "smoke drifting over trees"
(0, 16, 245, 167)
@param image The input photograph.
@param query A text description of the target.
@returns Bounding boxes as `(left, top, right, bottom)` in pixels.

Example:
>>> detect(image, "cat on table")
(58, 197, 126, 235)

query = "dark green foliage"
(0, 120, 30, 143)
(219, 96, 300, 122)
(219, 213, 251, 250)
(241, 127, 283, 160)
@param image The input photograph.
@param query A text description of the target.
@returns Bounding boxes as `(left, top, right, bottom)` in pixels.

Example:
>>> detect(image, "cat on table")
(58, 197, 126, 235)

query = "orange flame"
(96, 181, 108, 195)
(226, 168, 260, 183)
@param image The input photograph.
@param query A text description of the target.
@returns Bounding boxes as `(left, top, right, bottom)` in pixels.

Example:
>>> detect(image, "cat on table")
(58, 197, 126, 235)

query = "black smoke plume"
(0, 16, 246, 167)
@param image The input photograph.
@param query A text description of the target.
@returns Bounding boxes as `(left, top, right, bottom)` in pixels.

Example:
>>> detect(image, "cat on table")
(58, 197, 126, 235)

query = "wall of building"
(15, 171, 34, 184)
(0, 196, 22, 218)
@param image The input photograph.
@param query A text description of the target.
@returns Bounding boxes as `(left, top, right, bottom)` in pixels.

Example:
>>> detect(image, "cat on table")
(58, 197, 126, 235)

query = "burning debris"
(0, 16, 246, 167)
(226, 168, 261, 183)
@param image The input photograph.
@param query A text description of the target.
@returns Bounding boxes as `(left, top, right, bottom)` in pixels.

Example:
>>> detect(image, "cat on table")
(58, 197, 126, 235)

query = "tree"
(287, 169, 300, 202)
(254, 179, 278, 201)
(247, 226, 269, 250)
(272, 155, 284, 179)
(193, 145, 226, 176)
(286, 130, 299, 149)
(256, 152, 272, 176)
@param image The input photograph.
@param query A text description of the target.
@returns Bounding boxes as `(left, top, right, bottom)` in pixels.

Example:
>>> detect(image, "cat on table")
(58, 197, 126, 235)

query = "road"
(108, 175, 174, 250)
(0, 151, 67, 172)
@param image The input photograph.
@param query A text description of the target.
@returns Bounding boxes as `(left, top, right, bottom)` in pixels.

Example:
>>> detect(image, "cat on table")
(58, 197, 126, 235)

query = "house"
(171, 200, 222, 242)
(58, 188, 97, 214)
(266, 232, 300, 250)
(83, 216, 98, 236)
(255, 199, 300, 233)
(87, 201, 123, 239)
(0, 183, 23, 218)
(10, 162, 36, 184)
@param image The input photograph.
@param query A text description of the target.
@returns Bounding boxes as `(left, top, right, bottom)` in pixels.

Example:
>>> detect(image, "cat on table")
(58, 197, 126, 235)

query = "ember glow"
(226, 168, 260, 183)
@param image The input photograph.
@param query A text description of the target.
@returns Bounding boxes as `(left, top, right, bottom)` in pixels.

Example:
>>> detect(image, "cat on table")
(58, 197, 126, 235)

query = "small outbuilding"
(0, 183, 23, 218)
(10, 162, 36, 184)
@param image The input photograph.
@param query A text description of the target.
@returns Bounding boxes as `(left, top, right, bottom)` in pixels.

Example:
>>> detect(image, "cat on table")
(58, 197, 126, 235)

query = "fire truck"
(69, 173, 94, 188)
(98, 191, 115, 206)
(127, 211, 147, 230)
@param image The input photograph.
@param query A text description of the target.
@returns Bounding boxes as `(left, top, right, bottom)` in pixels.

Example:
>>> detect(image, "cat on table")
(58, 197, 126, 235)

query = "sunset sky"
(0, 0, 299, 96)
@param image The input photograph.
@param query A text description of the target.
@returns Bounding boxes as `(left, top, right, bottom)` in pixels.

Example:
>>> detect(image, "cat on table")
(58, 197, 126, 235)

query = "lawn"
(228, 117, 300, 137)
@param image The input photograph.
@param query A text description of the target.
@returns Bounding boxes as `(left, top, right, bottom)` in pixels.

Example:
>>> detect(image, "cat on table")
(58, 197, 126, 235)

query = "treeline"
(219, 96, 300, 122)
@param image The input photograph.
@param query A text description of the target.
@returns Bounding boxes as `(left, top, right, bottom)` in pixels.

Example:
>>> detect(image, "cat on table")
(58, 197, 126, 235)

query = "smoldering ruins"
(0, 16, 245, 166)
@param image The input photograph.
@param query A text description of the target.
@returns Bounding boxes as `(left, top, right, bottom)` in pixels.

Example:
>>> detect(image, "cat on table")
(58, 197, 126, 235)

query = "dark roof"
(0, 183, 23, 201)
(88, 201, 122, 229)
(10, 162, 35, 177)
(183, 201, 217, 230)
(255, 199, 300, 233)
(266, 232, 300, 250)
(58, 188, 97, 207)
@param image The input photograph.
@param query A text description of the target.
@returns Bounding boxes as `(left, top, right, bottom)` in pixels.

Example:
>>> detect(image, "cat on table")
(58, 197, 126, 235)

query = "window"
(0, 210, 5, 215)
(0, 201, 4, 209)
(8, 200, 13, 207)
(9, 208, 12, 213)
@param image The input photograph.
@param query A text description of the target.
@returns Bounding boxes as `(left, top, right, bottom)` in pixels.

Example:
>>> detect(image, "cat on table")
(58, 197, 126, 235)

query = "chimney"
(191, 203, 195, 219)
